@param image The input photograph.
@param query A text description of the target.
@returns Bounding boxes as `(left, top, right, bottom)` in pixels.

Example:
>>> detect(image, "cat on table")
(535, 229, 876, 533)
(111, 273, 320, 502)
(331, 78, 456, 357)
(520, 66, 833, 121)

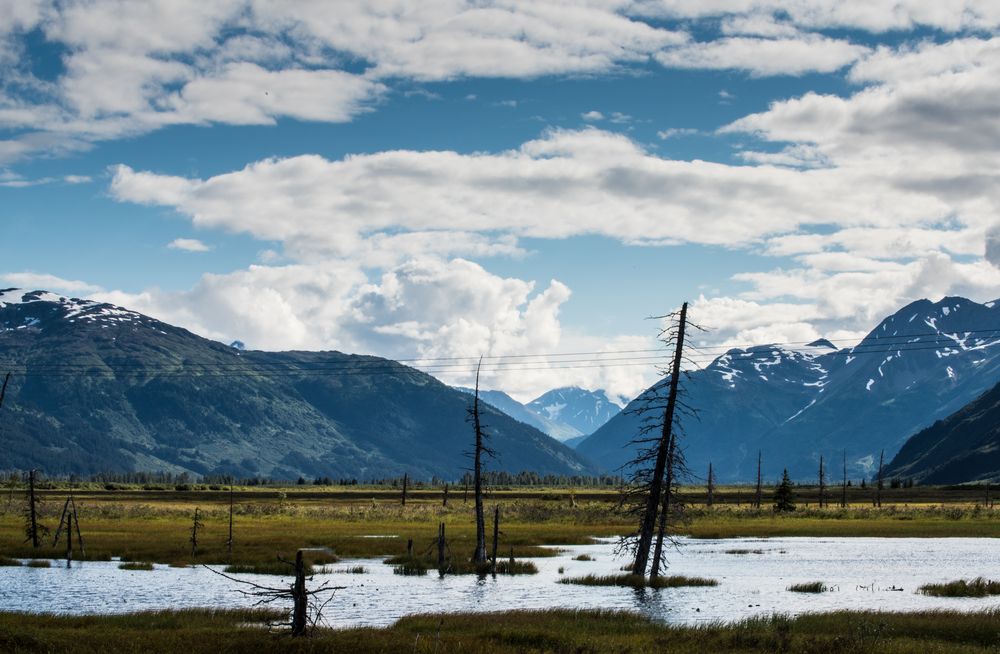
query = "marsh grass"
(788, 581, 827, 593)
(7, 608, 998, 653)
(559, 573, 718, 589)
(385, 554, 537, 576)
(223, 561, 316, 576)
(334, 565, 367, 574)
(573, 553, 594, 561)
(919, 578, 1000, 597)
(26, 559, 51, 568)
(725, 548, 764, 555)
(0, 555, 21, 566)
(119, 561, 155, 571)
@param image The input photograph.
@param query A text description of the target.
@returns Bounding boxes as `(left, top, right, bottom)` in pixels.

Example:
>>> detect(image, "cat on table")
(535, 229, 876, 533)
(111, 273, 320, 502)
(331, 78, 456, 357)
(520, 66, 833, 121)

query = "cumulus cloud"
(8, 0, 984, 163)
(95, 257, 608, 400)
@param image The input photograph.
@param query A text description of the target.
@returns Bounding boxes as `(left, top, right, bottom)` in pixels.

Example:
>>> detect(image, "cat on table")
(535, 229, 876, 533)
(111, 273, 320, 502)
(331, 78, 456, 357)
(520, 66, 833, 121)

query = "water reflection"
(1, 537, 999, 628)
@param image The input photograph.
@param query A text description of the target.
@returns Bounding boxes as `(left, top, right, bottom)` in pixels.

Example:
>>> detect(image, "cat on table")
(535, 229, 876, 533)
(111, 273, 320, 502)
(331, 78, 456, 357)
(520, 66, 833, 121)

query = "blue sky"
(3, 2, 1000, 400)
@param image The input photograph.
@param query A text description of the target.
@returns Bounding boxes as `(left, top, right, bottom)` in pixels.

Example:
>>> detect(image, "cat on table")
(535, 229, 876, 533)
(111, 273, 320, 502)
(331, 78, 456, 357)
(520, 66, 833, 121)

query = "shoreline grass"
(919, 578, 1000, 597)
(118, 561, 155, 571)
(787, 581, 827, 593)
(6, 607, 1000, 653)
(559, 573, 718, 589)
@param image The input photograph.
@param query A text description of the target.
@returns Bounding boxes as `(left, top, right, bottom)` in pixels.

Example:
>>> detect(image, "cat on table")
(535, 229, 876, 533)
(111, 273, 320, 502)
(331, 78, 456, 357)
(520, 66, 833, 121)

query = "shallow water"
(2, 537, 999, 627)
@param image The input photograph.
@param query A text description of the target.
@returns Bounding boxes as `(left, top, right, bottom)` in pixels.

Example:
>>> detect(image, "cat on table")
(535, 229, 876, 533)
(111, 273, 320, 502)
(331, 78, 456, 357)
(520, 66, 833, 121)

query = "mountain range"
(578, 296, 1000, 482)
(456, 386, 621, 445)
(0, 289, 597, 480)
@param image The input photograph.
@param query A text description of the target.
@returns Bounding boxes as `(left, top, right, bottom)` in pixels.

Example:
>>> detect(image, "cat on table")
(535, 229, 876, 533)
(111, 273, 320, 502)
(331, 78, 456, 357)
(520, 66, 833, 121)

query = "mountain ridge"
(0, 289, 598, 480)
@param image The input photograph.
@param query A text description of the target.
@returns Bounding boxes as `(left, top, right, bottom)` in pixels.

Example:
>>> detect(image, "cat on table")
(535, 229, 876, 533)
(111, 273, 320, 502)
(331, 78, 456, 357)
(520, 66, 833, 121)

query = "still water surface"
(1, 537, 998, 627)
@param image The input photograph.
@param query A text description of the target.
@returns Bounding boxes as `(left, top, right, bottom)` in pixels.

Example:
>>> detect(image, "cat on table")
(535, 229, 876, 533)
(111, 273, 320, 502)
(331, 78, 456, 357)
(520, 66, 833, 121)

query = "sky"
(3, 1, 1000, 402)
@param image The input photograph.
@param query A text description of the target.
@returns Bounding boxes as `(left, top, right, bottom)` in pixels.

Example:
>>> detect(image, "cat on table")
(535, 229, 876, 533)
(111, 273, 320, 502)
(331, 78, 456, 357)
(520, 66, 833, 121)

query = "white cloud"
(94, 257, 623, 400)
(656, 34, 868, 76)
(167, 238, 212, 252)
(656, 127, 697, 139)
(581, 110, 605, 121)
(0, 271, 104, 295)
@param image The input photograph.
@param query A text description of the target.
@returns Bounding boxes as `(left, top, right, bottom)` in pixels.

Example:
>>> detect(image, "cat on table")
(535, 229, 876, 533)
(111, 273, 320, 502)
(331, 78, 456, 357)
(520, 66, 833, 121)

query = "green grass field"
(2, 608, 1000, 653)
(1, 484, 998, 567)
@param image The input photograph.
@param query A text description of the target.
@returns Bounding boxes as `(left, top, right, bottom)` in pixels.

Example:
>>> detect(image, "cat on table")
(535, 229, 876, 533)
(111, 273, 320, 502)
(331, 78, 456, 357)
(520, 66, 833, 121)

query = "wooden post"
(463, 482, 468, 504)
(491, 506, 500, 573)
(437, 523, 446, 568)
(227, 480, 234, 557)
(401, 474, 408, 506)
(407, 538, 413, 558)
(291, 550, 307, 637)
(987, 481, 991, 508)
(443, 483, 449, 507)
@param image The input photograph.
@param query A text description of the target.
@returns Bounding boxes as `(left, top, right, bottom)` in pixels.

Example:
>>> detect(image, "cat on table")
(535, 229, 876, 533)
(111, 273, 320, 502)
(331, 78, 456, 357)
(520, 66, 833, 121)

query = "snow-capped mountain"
(578, 296, 1000, 482)
(456, 385, 622, 444)
(528, 387, 622, 439)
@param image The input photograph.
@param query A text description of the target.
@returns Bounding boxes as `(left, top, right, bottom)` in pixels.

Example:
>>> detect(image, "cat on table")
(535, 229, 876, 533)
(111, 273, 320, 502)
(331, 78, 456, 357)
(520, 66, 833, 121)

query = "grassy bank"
(3, 608, 1000, 653)
(1, 487, 999, 567)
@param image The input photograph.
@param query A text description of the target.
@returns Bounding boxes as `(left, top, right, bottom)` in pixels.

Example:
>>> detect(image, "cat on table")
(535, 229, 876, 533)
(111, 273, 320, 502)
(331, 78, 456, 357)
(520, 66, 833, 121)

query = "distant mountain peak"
(807, 338, 837, 349)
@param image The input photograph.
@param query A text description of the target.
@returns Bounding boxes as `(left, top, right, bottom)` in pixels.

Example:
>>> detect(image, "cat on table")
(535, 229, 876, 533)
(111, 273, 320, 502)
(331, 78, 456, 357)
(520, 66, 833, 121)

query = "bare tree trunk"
(401, 473, 408, 506)
(0, 372, 10, 411)
(876, 449, 884, 508)
(818, 455, 825, 509)
(437, 523, 446, 568)
(649, 432, 677, 579)
(706, 461, 714, 508)
(65, 511, 73, 568)
(754, 451, 763, 510)
(491, 505, 500, 573)
(443, 483, 449, 507)
(841, 450, 848, 508)
(27, 470, 39, 548)
(633, 302, 687, 578)
(472, 360, 488, 563)
(291, 550, 307, 637)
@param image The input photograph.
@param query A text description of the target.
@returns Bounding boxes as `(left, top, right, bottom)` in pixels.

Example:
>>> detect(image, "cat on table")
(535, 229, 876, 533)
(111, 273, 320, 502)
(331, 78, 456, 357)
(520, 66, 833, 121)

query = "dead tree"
(624, 302, 693, 579)
(190, 507, 204, 557)
(754, 451, 763, 509)
(437, 522, 446, 568)
(401, 473, 408, 506)
(818, 455, 826, 509)
(443, 483, 449, 507)
(23, 470, 46, 548)
(875, 449, 885, 508)
(0, 372, 10, 412)
(467, 358, 496, 564)
(706, 461, 715, 508)
(650, 428, 687, 580)
(52, 495, 85, 567)
(841, 450, 848, 508)
(207, 548, 344, 637)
